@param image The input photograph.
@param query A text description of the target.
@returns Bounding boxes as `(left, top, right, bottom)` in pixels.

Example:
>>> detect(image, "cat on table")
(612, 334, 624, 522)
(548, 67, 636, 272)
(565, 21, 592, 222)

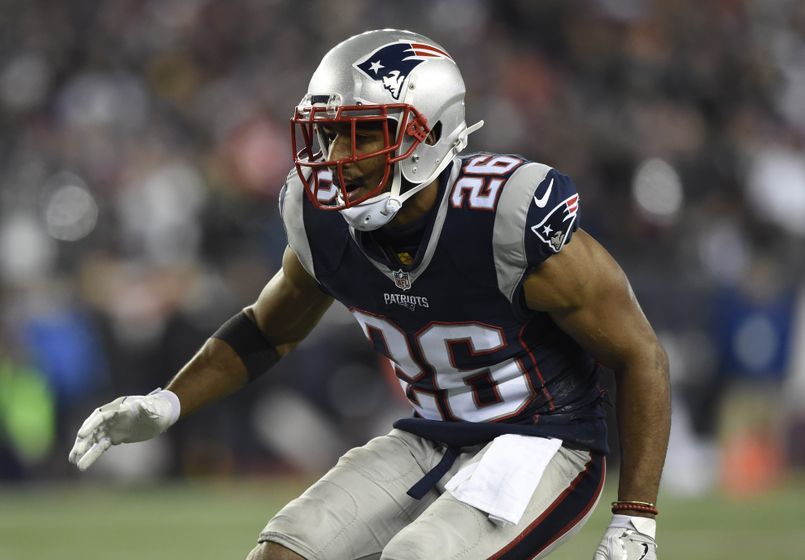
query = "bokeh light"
(43, 176, 99, 242)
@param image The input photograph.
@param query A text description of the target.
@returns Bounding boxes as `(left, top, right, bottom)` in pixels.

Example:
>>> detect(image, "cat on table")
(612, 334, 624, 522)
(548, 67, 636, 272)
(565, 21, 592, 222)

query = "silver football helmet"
(291, 29, 483, 230)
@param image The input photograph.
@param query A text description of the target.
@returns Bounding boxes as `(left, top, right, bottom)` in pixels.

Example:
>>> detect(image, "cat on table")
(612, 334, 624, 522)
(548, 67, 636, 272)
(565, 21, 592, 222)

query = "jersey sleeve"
(278, 168, 317, 278)
(492, 163, 581, 304)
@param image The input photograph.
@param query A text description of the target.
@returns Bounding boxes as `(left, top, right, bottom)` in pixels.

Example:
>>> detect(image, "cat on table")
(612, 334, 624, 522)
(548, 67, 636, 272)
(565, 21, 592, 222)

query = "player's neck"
(388, 178, 440, 227)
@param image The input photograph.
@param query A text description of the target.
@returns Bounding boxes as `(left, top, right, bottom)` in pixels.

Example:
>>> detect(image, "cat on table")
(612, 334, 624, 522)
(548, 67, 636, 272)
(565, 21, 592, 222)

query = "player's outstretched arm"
(165, 246, 333, 417)
(522, 229, 670, 559)
(69, 246, 332, 471)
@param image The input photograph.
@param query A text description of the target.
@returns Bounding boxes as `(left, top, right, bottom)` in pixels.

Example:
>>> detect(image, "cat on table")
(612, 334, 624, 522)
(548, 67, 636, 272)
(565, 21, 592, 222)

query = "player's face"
(320, 121, 391, 203)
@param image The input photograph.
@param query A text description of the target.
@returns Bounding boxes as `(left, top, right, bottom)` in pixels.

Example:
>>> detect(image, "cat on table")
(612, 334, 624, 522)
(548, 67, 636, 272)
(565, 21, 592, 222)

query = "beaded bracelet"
(611, 500, 659, 516)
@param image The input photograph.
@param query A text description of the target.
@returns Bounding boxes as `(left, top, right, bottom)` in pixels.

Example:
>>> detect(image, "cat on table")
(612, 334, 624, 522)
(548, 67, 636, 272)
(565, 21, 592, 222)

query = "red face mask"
(290, 102, 430, 210)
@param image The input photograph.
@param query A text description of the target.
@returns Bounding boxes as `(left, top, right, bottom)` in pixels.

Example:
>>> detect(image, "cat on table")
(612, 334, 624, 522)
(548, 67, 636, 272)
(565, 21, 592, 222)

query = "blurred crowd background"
(1, 0, 804, 498)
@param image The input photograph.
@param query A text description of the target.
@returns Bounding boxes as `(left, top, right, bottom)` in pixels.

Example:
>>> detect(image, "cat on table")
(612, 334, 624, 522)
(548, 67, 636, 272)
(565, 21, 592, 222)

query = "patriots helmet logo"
(355, 41, 452, 100)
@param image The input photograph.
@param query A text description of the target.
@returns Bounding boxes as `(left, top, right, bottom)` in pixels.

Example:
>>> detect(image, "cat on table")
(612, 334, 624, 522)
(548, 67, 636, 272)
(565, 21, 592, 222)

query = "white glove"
(594, 514, 657, 560)
(69, 389, 181, 471)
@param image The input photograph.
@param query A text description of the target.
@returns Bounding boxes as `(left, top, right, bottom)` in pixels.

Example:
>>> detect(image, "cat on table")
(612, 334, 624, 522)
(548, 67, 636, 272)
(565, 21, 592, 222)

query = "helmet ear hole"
(426, 121, 442, 146)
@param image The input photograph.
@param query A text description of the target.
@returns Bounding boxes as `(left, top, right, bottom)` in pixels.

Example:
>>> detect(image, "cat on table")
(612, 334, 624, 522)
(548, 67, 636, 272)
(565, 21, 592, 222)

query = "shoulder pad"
(492, 163, 581, 302)
(279, 168, 316, 278)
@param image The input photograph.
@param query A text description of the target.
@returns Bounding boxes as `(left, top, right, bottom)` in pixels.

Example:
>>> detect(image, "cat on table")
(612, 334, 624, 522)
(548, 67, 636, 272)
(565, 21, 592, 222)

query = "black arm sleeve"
(211, 311, 279, 382)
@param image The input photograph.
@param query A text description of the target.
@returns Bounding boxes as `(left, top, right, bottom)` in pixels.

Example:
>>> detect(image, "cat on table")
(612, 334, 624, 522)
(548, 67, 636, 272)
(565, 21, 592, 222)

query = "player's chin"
(346, 187, 369, 204)
(340, 174, 388, 204)
(346, 182, 383, 204)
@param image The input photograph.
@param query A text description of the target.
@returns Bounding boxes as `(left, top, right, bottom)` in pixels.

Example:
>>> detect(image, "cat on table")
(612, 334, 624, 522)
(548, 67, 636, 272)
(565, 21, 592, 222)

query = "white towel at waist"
(445, 434, 563, 526)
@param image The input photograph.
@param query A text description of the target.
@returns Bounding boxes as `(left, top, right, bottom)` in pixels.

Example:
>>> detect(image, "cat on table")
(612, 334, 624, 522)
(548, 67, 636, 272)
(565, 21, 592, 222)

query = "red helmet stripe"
(410, 42, 451, 59)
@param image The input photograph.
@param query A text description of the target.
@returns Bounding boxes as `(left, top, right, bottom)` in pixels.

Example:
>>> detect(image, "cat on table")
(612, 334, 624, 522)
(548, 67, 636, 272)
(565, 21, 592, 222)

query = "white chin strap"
(339, 164, 405, 231)
(340, 120, 484, 231)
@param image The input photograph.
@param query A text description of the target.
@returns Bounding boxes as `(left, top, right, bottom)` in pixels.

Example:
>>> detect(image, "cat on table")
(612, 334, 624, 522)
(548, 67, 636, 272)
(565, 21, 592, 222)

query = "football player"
(70, 30, 670, 560)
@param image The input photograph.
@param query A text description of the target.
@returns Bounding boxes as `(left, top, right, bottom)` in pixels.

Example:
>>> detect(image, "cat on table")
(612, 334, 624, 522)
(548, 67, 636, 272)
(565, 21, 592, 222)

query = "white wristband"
(152, 389, 182, 427)
(610, 514, 657, 540)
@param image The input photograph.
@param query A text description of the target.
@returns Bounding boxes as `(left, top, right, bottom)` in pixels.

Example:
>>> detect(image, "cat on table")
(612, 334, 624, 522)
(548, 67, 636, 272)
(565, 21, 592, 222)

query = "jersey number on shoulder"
(310, 169, 337, 204)
(351, 309, 533, 422)
(450, 155, 524, 211)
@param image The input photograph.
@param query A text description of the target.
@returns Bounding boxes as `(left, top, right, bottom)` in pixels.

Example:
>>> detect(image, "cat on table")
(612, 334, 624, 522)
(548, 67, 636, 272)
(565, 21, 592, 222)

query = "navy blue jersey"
(280, 153, 608, 454)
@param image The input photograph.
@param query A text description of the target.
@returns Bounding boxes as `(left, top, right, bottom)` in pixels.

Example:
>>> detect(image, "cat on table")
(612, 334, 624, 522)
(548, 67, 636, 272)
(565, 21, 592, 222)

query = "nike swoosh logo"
(533, 178, 554, 208)
(638, 543, 650, 560)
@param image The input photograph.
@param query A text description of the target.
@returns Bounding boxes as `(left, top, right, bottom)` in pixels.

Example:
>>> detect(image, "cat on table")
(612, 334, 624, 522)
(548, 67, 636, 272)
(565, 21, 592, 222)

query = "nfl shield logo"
(393, 269, 412, 291)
